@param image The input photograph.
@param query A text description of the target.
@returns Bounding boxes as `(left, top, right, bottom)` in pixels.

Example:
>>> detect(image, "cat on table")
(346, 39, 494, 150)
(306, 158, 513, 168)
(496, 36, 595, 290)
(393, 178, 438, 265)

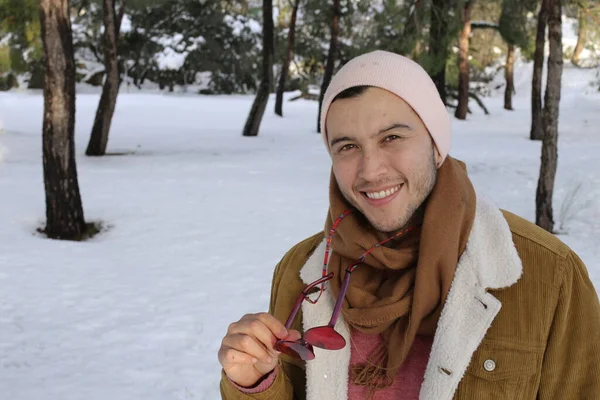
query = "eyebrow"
(329, 123, 413, 148)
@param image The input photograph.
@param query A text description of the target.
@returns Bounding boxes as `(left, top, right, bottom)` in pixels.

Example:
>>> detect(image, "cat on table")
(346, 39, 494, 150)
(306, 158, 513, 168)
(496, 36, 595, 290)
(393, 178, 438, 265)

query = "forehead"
(325, 87, 421, 135)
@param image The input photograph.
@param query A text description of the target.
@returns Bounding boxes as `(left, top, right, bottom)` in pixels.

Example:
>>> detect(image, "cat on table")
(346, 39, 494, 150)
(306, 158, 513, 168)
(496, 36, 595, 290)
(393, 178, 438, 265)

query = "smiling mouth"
(362, 184, 403, 200)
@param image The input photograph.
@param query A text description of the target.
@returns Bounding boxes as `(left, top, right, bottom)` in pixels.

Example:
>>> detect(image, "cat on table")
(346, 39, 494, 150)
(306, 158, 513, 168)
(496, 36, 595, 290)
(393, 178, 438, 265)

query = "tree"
(468, 0, 503, 74)
(455, 0, 476, 120)
(499, 0, 537, 111)
(428, 0, 452, 104)
(401, 0, 427, 58)
(118, 0, 261, 95)
(531, 0, 547, 140)
(86, 0, 124, 156)
(504, 43, 515, 110)
(426, 0, 469, 105)
(571, 5, 587, 66)
(536, 0, 563, 233)
(242, 0, 274, 136)
(39, 0, 86, 239)
(316, 0, 341, 133)
(274, 0, 301, 117)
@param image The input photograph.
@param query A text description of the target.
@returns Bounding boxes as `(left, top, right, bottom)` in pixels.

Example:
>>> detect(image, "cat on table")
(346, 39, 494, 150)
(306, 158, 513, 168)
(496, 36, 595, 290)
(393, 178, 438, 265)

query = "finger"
(222, 334, 273, 365)
(229, 317, 282, 353)
(219, 346, 259, 367)
(227, 313, 288, 339)
(240, 313, 288, 339)
(245, 313, 289, 340)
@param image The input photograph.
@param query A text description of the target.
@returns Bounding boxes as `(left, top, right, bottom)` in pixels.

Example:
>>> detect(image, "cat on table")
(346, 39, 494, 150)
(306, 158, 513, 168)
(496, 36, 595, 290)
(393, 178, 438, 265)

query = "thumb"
(284, 329, 302, 342)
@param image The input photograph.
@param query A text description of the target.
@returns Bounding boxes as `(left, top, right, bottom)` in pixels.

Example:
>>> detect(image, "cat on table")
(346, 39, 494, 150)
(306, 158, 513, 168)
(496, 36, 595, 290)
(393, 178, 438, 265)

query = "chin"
(368, 218, 407, 233)
(360, 204, 411, 233)
(359, 209, 407, 232)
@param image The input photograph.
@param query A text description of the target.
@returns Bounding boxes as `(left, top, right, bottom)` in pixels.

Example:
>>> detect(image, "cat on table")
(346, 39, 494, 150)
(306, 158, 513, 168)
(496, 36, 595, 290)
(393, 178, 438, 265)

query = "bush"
(0, 72, 18, 90)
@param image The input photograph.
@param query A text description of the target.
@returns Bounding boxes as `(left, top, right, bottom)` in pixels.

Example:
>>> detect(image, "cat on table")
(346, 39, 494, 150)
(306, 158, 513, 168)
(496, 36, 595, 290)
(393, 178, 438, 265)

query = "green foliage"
(470, 0, 504, 71)
(0, 0, 42, 83)
(119, 0, 262, 93)
(445, 51, 460, 89)
(0, 45, 11, 73)
(2, 0, 598, 94)
(0, 72, 18, 90)
(499, 0, 538, 48)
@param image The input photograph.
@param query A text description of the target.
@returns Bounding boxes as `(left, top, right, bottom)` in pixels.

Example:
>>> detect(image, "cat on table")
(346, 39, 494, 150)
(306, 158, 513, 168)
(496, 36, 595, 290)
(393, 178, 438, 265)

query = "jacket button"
(484, 359, 496, 372)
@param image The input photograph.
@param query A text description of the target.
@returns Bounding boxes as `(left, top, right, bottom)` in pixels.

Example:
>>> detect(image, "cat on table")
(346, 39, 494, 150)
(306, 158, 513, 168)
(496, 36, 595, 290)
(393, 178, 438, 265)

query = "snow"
(0, 64, 599, 399)
(0, 116, 4, 162)
(153, 34, 206, 71)
(224, 15, 261, 36)
(120, 14, 132, 33)
(155, 47, 188, 71)
(0, 33, 11, 47)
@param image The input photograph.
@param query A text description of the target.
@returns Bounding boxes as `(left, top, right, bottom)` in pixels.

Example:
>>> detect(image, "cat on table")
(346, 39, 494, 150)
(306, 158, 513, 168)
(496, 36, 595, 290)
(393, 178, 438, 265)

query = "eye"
(384, 135, 401, 142)
(338, 144, 356, 152)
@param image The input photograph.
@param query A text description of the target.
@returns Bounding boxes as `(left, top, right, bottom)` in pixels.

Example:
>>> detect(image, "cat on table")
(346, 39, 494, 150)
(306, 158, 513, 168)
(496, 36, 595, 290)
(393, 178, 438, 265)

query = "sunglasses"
(274, 210, 417, 361)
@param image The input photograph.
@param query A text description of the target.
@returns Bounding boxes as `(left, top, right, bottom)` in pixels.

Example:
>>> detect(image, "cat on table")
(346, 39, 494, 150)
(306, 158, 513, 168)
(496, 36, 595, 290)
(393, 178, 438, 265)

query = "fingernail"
(266, 357, 273, 364)
(280, 329, 288, 337)
(252, 358, 258, 364)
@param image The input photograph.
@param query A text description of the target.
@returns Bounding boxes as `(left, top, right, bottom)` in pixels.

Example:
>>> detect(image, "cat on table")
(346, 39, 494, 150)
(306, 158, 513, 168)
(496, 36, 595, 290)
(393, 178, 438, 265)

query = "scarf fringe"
(349, 341, 395, 399)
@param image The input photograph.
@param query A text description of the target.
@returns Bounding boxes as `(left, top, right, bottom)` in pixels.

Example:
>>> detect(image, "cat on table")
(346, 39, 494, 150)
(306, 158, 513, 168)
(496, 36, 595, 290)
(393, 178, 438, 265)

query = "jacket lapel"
(299, 239, 351, 400)
(299, 195, 523, 400)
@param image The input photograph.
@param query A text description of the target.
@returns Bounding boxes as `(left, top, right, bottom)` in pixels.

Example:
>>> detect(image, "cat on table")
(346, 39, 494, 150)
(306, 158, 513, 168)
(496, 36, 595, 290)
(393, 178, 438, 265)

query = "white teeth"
(365, 185, 400, 200)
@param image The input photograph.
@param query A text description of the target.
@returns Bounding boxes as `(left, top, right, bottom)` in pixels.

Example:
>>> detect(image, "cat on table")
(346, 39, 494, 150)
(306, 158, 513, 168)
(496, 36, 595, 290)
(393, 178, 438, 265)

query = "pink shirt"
(349, 328, 433, 399)
(231, 329, 433, 399)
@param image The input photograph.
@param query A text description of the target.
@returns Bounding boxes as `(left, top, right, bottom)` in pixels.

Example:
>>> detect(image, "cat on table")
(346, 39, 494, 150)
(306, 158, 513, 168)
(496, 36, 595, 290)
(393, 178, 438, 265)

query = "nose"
(358, 148, 388, 182)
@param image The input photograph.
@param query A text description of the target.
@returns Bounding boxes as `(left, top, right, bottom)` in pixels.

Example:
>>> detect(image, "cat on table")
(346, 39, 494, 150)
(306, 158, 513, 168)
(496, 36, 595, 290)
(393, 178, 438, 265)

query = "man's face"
(326, 87, 442, 233)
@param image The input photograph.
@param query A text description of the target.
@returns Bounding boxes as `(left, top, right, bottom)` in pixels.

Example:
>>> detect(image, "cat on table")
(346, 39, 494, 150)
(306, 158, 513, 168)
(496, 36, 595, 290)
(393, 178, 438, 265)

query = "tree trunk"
(428, 0, 451, 105)
(317, 0, 341, 133)
(455, 0, 475, 120)
(504, 44, 515, 110)
(39, 0, 86, 240)
(571, 8, 587, 66)
(243, 0, 274, 136)
(275, 0, 300, 117)
(536, 0, 563, 233)
(86, 0, 122, 156)
(402, 0, 426, 58)
(531, 0, 547, 141)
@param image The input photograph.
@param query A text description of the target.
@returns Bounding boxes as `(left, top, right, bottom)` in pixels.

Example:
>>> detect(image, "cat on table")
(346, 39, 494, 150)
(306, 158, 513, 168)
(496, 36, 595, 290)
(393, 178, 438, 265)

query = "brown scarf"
(325, 156, 476, 395)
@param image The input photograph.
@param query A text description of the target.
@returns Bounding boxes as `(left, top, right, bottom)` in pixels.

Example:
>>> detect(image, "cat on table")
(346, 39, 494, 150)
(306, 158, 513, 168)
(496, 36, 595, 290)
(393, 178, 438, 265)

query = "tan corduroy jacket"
(220, 196, 600, 399)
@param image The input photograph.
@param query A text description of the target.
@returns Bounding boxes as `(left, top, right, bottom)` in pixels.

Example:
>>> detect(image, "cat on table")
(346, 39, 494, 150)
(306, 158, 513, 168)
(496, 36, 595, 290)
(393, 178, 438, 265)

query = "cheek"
(389, 145, 431, 177)
(388, 158, 414, 179)
(333, 162, 357, 192)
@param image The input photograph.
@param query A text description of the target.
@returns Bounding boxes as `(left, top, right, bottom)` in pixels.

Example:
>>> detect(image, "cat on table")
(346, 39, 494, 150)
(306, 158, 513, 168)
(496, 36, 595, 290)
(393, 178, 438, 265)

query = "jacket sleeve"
(219, 236, 317, 400)
(220, 362, 295, 400)
(537, 250, 600, 399)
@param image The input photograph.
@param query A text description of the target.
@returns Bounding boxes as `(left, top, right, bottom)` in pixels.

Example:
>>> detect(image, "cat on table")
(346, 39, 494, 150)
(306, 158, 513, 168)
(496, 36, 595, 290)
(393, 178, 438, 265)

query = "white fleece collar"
(299, 195, 523, 400)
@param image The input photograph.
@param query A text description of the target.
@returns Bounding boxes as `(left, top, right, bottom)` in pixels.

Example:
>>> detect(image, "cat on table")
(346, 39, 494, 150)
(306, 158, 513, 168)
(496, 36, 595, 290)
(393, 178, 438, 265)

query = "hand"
(218, 312, 301, 388)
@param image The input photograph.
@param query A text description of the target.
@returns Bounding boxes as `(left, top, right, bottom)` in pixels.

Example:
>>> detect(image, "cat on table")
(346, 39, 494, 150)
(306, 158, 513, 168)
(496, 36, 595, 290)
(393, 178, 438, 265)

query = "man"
(217, 50, 600, 399)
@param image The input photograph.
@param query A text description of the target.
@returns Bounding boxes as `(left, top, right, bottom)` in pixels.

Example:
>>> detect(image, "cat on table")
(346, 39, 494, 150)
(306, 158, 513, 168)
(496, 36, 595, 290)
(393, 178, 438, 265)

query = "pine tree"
(242, 0, 274, 136)
(86, 0, 124, 156)
(40, 0, 87, 240)
(536, 0, 563, 233)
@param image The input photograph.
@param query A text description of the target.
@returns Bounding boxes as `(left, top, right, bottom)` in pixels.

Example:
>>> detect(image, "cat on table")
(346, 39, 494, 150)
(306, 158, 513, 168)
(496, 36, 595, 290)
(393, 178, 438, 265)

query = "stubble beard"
(340, 150, 438, 234)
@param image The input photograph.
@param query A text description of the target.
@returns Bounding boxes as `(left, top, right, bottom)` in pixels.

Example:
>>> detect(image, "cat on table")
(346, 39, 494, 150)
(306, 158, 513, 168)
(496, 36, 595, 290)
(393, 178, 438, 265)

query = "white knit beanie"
(320, 50, 451, 163)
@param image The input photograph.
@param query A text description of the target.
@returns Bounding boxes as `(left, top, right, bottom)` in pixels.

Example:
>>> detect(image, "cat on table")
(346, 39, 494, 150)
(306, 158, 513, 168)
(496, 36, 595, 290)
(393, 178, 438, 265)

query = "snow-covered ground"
(0, 63, 599, 399)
